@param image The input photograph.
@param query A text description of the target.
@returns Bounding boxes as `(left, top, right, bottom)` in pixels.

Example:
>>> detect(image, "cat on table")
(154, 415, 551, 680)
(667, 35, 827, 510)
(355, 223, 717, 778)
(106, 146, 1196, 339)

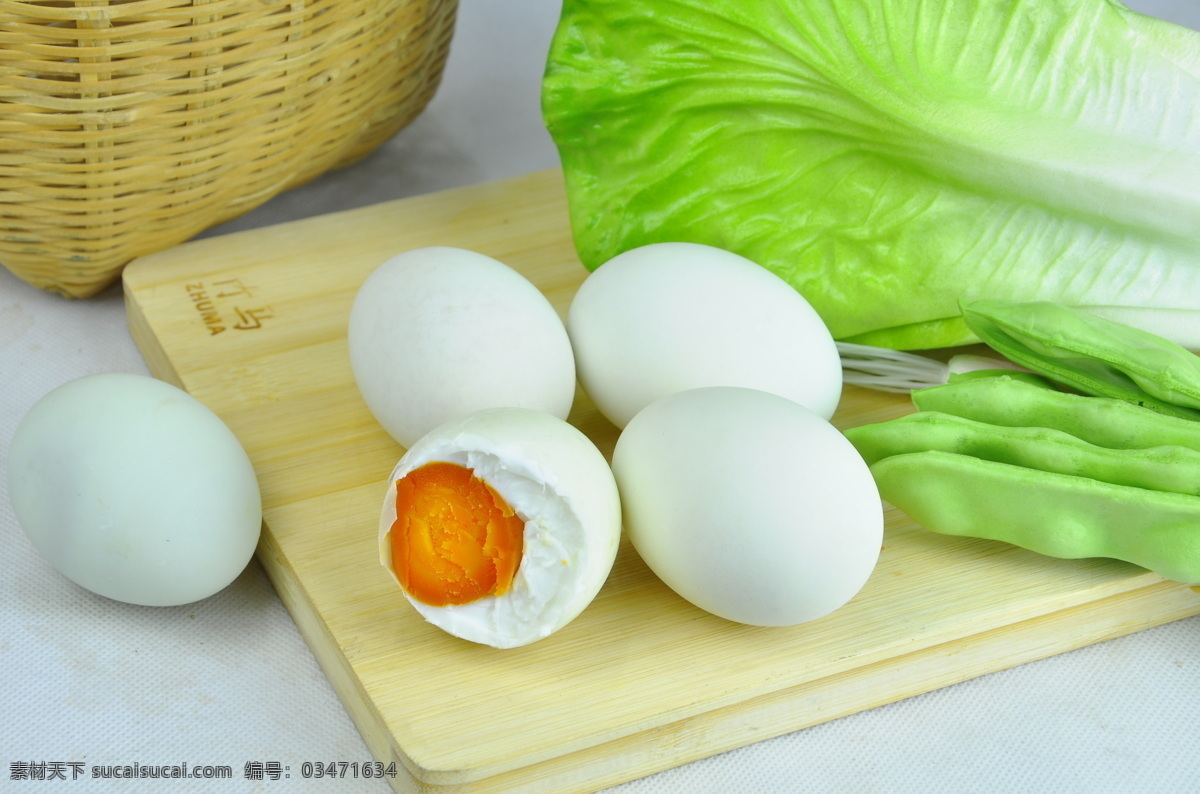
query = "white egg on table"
(611, 386, 882, 627)
(566, 242, 843, 429)
(378, 407, 622, 648)
(348, 246, 577, 449)
(7, 373, 262, 607)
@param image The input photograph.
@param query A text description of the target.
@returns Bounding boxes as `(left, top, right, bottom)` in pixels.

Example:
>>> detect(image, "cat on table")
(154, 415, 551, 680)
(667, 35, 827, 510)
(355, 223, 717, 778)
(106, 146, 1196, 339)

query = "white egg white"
(379, 407, 622, 648)
(566, 241, 843, 429)
(612, 386, 883, 627)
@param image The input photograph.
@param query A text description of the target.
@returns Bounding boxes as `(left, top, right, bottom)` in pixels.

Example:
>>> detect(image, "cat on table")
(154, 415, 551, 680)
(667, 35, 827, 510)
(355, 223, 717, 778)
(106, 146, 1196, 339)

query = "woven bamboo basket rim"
(1, 0, 459, 298)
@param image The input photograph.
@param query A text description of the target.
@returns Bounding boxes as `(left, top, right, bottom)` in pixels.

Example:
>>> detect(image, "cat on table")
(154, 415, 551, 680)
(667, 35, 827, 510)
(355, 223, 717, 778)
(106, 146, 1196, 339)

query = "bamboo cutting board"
(123, 169, 1200, 793)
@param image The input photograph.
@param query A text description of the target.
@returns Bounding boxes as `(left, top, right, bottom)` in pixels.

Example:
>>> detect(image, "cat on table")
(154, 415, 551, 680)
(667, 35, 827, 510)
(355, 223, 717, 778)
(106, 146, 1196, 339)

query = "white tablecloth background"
(3, 1, 1198, 791)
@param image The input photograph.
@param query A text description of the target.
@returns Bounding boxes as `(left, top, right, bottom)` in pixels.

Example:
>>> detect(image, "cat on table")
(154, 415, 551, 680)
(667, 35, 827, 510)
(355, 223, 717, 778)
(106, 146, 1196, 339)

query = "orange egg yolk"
(390, 461, 525, 607)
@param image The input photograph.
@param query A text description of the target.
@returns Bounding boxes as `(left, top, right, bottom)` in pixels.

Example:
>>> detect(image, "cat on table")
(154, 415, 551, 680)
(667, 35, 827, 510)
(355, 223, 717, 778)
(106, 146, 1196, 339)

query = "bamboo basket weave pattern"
(1, 0, 458, 298)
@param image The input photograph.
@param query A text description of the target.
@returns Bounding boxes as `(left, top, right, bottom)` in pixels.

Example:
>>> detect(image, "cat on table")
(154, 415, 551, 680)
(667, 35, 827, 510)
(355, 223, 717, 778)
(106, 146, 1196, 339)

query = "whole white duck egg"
(348, 246, 576, 449)
(7, 373, 262, 607)
(566, 242, 842, 429)
(611, 386, 882, 626)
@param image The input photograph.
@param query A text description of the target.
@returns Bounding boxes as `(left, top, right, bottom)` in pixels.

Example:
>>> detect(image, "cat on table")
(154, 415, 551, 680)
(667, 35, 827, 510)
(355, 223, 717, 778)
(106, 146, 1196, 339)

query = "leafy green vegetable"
(542, 0, 1200, 350)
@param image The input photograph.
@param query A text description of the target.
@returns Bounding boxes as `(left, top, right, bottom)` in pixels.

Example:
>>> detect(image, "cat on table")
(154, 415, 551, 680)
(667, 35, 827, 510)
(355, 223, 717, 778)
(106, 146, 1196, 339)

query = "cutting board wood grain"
(122, 169, 1200, 793)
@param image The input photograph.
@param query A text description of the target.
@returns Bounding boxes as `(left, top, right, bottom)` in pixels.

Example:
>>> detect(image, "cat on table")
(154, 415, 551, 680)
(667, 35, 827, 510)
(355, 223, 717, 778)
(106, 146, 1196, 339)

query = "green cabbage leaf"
(541, 0, 1200, 350)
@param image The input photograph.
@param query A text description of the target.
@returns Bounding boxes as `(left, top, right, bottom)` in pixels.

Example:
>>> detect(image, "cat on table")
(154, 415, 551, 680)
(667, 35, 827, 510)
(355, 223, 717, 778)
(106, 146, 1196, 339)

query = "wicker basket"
(1, 0, 458, 298)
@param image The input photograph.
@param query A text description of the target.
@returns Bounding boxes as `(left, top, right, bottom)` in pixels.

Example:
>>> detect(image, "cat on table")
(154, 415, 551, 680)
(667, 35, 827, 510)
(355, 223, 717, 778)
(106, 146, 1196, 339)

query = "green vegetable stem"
(543, 0, 1200, 351)
(836, 342, 1029, 393)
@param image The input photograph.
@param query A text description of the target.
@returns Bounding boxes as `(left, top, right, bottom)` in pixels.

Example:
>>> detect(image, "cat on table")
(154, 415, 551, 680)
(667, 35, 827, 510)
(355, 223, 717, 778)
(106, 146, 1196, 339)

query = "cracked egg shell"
(378, 407, 622, 648)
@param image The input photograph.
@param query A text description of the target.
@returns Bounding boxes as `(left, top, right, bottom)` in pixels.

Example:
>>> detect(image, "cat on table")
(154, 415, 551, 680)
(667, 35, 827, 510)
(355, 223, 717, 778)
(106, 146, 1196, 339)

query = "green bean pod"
(911, 375, 1200, 453)
(870, 451, 1200, 584)
(845, 411, 1200, 497)
(945, 369, 1052, 388)
(961, 299, 1200, 420)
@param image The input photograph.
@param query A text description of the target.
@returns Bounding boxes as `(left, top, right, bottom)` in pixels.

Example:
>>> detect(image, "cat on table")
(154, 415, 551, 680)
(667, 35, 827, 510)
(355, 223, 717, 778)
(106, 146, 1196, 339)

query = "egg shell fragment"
(611, 386, 883, 627)
(348, 246, 577, 449)
(566, 242, 843, 429)
(7, 373, 262, 607)
(379, 407, 622, 648)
